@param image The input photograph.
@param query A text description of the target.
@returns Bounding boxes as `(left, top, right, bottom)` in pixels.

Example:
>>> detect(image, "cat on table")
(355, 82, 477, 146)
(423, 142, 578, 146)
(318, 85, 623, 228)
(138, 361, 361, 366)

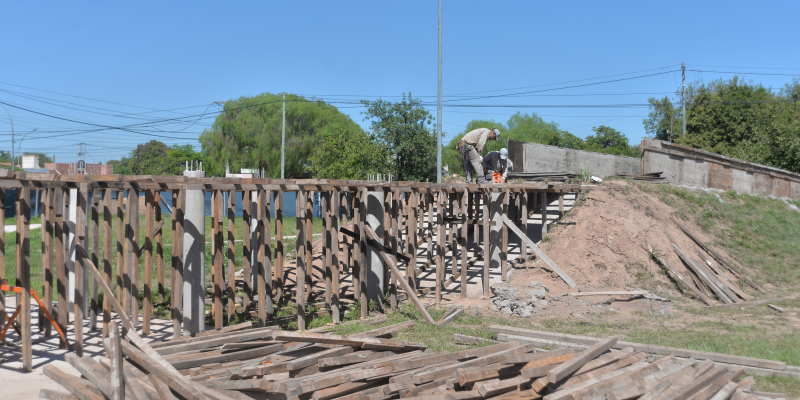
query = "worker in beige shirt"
(457, 127, 500, 183)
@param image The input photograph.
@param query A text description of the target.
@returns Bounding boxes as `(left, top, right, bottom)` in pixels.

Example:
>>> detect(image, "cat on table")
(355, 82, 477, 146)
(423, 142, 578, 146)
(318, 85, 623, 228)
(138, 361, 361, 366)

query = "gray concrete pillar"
(366, 191, 385, 308)
(183, 169, 206, 333)
(488, 192, 504, 282)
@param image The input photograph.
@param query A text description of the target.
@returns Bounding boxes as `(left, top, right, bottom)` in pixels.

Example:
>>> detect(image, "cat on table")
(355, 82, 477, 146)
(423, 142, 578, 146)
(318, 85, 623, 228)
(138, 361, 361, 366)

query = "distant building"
(22, 154, 39, 169)
(45, 162, 114, 175)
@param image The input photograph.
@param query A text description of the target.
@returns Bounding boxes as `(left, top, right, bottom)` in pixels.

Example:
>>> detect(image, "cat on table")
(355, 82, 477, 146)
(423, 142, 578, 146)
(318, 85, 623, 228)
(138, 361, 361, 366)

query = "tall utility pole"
(1, 103, 15, 171)
(281, 92, 286, 179)
(436, 0, 442, 183)
(681, 62, 686, 138)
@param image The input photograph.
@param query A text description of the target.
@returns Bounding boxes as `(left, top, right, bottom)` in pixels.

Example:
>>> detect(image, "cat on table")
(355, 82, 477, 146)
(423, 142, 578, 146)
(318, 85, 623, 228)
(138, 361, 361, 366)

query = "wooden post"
(521, 191, 528, 260)
(426, 194, 434, 269)
(331, 188, 340, 323)
(461, 189, 468, 299)
(227, 190, 235, 324)
(358, 189, 367, 319)
(264, 190, 273, 321)
(275, 191, 284, 303)
(19, 185, 32, 370)
(540, 192, 547, 236)
(212, 190, 223, 329)
(383, 191, 392, 300)
(90, 189, 100, 331)
(43, 189, 54, 336)
(501, 191, 508, 280)
(407, 191, 417, 292)
(55, 188, 68, 349)
(390, 189, 399, 310)
(74, 183, 88, 357)
(435, 191, 444, 304)
(323, 192, 331, 309)
(451, 192, 458, 288)
(102, 189, 113, 338)
(171, 189, 184, 338)
(143, 190, 154, 335)
(305, 191, 313, 302)
(129, 187, 140, 326)
(242, 190, 252, 306)
(559, 192, 564, 217)
(108, 320, 124, 400)
(295, 190, 306, 330)
(116, 191, 125, 314)
(352, 191, 361, 300)
(341, 193, 350, 277)
(155, 191, 164, 305)
(256, 189, 266, 327)
(483, 191, 490, 297)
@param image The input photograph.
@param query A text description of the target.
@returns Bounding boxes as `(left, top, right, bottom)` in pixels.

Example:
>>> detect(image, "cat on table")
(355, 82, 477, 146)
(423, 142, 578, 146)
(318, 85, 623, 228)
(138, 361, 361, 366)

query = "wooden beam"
(296, 189, 306, 330)
(264, 189, 273, 320)
(275, 191, 284, 303)
(102, 189, 113, 337)
(43, 188, 54, 337)
(331, 189, 340, 323)
(19, 186, 32, 369)
(705, 297, 791, 310)
(650, 249, 714, 306)
(108, 320, 125, 400)
(671, 243, 732, 304)
(213, 189, 223, 329)
(242, 190, 252, 307)
(74, 184, 87, 357)
(55, 188, 68, 348)
(227, 190, 236, 324)
(502, 215, 577, 287)
(143, 190, 154, 335)
(547, 336, 618, 384)
(89, 189, 100, 332)
(155, 191, 165, 305)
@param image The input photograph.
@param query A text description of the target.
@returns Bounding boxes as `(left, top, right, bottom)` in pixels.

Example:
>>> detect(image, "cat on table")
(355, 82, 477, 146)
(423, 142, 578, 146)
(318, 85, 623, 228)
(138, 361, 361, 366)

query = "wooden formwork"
(0, 169, 580, 371)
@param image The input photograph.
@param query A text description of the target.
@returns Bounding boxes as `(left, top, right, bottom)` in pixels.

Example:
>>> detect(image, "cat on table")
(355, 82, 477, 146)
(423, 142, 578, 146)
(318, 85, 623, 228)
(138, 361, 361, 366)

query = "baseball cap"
(492, 128, 501, 140)
(499, 148, 508, 160)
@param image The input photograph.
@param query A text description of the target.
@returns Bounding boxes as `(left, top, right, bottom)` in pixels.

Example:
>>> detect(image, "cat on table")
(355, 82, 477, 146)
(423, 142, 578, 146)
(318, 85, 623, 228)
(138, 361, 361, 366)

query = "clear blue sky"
(1, 1, 798, 167)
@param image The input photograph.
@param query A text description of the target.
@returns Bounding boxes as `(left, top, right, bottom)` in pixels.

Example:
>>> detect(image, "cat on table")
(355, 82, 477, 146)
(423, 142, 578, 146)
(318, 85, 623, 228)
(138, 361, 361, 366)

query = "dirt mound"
(507, 180, 752, 311)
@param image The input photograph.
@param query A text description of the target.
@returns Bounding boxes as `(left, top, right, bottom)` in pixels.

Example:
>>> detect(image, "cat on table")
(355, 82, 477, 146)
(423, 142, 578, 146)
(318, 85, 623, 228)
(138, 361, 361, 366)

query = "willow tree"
(199, 93, 364, 178)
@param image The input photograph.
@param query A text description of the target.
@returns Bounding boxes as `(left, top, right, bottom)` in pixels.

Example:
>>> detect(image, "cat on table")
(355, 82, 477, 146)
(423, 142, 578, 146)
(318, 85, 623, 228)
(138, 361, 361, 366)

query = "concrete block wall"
(507, 140, 640, 177)
(641, 138, 800, 200)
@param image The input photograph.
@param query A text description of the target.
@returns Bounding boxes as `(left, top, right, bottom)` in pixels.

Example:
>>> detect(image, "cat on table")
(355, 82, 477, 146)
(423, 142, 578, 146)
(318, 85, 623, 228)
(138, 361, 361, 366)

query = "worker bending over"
(483, 148, 513, 183)
(457, 127, 500, 184)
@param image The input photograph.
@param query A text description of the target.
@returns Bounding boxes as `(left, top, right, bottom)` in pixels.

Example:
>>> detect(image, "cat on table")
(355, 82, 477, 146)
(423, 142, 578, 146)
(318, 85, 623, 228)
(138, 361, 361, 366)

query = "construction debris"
(615, 172, 669, 183)
(507, 171, 577, 182)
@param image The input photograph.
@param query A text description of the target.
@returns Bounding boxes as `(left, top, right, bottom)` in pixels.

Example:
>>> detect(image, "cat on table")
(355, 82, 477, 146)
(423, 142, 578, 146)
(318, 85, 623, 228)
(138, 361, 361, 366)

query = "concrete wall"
(641, 138, 800, 200)
(508, 140, 640, 177)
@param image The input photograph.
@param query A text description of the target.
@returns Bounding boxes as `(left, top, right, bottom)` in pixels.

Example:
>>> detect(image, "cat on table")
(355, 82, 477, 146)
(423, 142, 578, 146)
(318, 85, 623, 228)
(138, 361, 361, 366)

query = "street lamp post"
(18, 128, 38, 165)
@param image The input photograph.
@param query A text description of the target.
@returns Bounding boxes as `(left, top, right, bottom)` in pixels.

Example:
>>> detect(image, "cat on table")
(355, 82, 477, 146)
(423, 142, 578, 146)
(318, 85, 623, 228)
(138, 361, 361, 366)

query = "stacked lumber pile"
(42, 318, 793, 400)
(507, 172, 577, 182)
(615, 172, 668, 183)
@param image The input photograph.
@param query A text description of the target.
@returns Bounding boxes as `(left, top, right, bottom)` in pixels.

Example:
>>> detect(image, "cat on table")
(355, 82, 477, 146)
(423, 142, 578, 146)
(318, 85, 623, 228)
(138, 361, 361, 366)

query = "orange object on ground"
(492, 171, 504, 183)
(0, 284, 69, 347)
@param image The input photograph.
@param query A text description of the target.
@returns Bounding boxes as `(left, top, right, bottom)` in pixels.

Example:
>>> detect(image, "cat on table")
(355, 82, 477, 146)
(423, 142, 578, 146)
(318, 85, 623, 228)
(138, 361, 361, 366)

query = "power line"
(687, 70, 800, 77)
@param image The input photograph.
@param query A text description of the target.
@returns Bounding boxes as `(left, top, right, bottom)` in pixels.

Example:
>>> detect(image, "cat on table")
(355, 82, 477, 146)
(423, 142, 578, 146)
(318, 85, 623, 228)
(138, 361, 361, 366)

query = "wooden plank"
(672, 243, 732, 304)
(502, 215, 576, 288)
(439, 309, 463, 327)
(155, 191, 164, 305)
(213, 189, 223, 328)
(573, 347, 635, 376)
(39, 389, 80, 400)
(227, 190, 236, 324)
(390, 190, 399, 309)
(117, 190, 126, 317)
(89, 190, 99, 332)
(273, 331, 419, 350)
(547, 336, 618, 383)
(155, 328, 275, 355)
(412, 344, 536, 384)
(42, 189, 54, 337)
(562, 352, 647, 387)
(687, 368, 744, 400)
(19, 187, 32, 369)
(460, 189, 468, 299)
(257, 189, 266, 327)
(694, 249, 750, 301)
(768, 304, 785, 313)
(152, 321, 253, 347)
(264, 189, 273, 320)
(671, 217, 760, 290)
(296, 189, 306, 330)
(520, 191, 527, 263)
(408, 192, 418, 292)
(569, 291, 651, 297)
(118, 339, 213, 400)
(101, 190, 113, 337)
(520, 351, 580, 379)
(705, 298, 791, 310)
(351, 320, 415, 338)
(358, 189, 368, 318)
(331, 188, 341, 323)
(541, 192, 547, 236)
(650, 249, 715, 306)
(143, 190, 154, 335)
(171, 189, 184, 338)
(42, 365, 105, 400)
(108, 320, 125, 400)
(319, 351, 392, 368)
(363, 226, 436, 325)
(483, 191, 490, 296)
(242, 190, 252, 306)
(287, 346, 353, 371)
(55, 188, 68, 348)
(74, 185, 88, 357)
(707, 381, 738, 400)
(488, 325, 787, 371)
(436, 190, 445, 304)
(324, 192, 332, 309)
(129, 187, 140, 325)
(306, 191, 314, 302)
(661, 364, 729, 400)
(478, 375, 529, 398)
(275, 191, 284, 302)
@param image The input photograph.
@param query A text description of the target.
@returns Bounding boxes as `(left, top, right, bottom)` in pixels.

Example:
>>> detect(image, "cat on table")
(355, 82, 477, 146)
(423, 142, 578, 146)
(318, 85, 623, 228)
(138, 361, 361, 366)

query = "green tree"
(108, 140, 198, 175)
(361, 94, 437, 181)
(643, 96, 681, 141)
(307, 122, 392, 180)
(583, 125, 640, 157)
(200, 93, 362, 178)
